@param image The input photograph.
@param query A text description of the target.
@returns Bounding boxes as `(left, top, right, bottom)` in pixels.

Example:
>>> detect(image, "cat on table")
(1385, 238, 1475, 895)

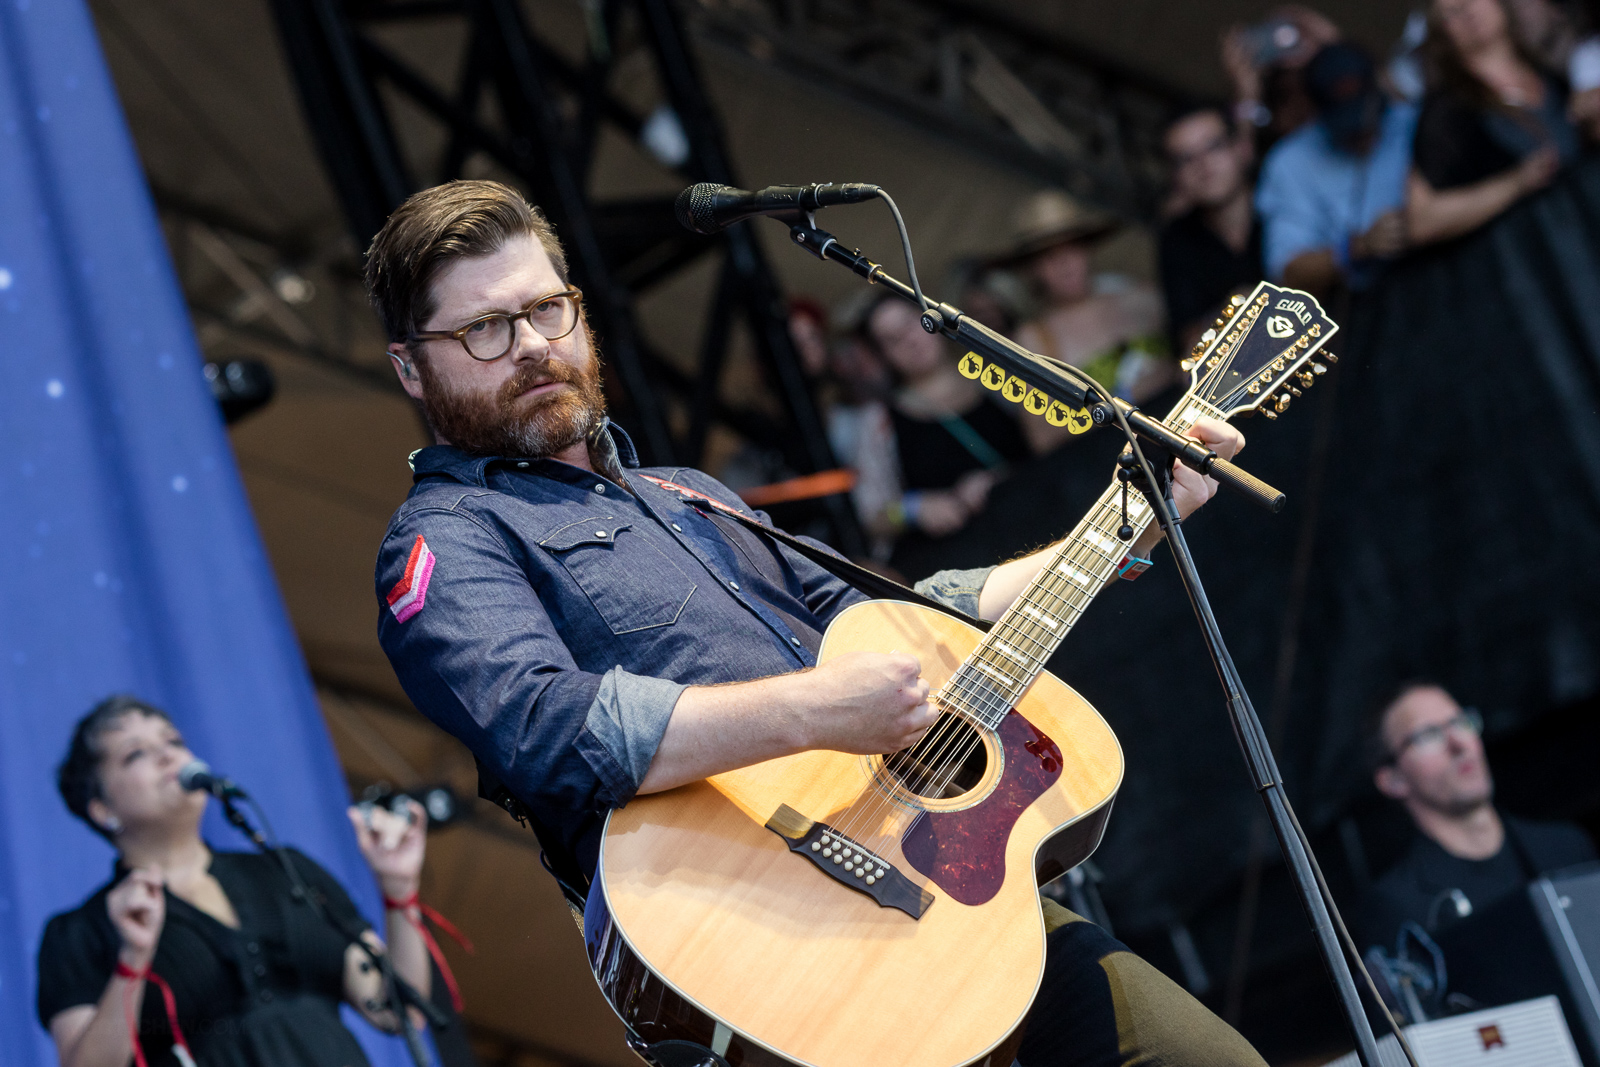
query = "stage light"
(204, 359, 276, 424)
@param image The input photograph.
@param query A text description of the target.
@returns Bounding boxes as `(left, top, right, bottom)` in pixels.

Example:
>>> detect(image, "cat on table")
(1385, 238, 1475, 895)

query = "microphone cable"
(876, 189, 930, 312)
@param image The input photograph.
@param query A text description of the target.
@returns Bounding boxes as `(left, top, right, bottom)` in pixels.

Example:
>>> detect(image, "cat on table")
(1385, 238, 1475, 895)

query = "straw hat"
(1004, 190, 1120, 261)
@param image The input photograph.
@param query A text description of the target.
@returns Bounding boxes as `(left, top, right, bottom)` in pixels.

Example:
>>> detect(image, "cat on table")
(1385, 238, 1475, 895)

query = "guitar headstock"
(1182, 282, 1339, 420)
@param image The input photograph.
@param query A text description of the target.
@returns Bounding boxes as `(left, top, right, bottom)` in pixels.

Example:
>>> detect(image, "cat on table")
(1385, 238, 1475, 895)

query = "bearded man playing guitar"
(371, 181, 1267, 1067)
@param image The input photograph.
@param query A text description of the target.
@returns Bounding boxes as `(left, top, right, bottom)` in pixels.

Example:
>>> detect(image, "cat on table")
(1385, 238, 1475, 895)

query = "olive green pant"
(1016, 902, 1269, 1067)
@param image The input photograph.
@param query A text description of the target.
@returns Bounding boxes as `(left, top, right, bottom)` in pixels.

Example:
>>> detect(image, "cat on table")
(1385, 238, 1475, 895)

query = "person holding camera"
(36, 695, 435, 1067)
(1256, 42, 1420, 296)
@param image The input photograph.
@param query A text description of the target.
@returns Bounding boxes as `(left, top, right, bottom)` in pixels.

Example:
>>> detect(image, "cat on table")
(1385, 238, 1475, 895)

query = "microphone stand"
(216, 792, 445, 1067)
(784, 218, 1387, 1067)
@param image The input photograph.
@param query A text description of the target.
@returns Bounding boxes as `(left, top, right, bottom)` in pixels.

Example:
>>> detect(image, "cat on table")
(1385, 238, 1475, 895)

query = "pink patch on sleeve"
(386, 535, 435, 623)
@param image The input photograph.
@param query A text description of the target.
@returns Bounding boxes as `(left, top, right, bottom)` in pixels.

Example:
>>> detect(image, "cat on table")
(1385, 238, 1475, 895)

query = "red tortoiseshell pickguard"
(899, 710, 1062, 905)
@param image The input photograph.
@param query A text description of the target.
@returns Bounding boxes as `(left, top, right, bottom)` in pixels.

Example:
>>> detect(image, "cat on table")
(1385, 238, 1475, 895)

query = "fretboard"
(939, 393, 1226, 729)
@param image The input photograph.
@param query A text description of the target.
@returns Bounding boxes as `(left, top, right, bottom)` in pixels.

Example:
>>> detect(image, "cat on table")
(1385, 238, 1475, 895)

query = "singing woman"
(37, 695, 434, 1067)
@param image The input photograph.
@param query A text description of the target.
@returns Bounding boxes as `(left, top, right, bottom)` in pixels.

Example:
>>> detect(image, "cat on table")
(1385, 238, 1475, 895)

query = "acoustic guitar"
(586, 282, 1339, 1067)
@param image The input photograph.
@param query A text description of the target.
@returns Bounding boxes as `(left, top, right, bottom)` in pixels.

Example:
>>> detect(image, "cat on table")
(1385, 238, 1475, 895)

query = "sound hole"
(882, 713, 989, 800)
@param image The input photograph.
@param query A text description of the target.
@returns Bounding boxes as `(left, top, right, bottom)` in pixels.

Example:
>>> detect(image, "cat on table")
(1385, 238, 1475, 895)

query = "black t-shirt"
(1414, 81, 1578, 190)
(889, 394, 1033, 492)
(1157, 210, 1264, 353)
(1357, 814, 1596, 952)
(37, 848, 373, 1067)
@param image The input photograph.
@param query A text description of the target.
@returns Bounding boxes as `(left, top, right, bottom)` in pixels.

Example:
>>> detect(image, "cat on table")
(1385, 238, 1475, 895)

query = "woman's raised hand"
(107, 866, 165, 971)
(348, 800, 427, 899)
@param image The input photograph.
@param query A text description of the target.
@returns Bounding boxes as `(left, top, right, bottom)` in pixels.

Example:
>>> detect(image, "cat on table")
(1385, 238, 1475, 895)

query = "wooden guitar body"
(589, 600, 1124, 1067)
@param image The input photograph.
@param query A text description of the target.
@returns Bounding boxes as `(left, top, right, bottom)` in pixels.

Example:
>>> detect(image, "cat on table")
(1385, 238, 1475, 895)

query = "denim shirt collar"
(407, 420, 641, 488)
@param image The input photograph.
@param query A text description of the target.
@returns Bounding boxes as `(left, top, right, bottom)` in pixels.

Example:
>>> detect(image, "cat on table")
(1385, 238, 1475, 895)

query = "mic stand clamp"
(217, 794, 446, 1067)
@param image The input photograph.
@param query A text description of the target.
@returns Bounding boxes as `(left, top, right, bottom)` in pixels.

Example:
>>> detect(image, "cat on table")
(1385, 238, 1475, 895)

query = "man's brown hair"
(363, 180, 568, 349)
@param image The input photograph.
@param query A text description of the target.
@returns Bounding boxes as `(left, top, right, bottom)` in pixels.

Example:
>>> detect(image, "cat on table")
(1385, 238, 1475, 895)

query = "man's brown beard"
(416, 339, 608, 459)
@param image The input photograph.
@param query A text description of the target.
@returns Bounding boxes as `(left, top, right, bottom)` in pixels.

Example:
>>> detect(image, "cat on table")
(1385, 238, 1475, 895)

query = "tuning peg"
(1275, 394, 1292, 413)
(1311, 362, 1328, 375)
(1298, 370, 1315, 388)
(1287, 385, 1302, 398)
(1322, 352, 1338, 364)
(1229, 293, 1246, 307)
(1180, 357, 1197, 371)
(1261, 407, 1279, 420)
(1200, 329, 1217, 345)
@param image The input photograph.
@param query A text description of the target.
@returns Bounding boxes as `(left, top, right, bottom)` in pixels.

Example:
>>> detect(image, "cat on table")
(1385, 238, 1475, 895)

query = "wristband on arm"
(384, 892, 475, 1012)
(113, 961, 196, 1067)
(1117, 554, 1154, 581)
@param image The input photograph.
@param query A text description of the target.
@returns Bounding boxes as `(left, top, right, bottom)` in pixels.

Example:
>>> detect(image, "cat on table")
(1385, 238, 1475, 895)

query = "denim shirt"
(374, 425, 991, 884)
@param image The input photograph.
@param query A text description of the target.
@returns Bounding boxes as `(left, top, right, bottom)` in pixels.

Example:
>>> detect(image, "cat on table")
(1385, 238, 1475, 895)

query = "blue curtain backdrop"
(0, 3, 410, 1065)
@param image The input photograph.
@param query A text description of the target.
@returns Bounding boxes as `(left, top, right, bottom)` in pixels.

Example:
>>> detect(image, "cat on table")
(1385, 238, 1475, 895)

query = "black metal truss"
(685, 0, 1194, 218)
(266, 0, 866, 554)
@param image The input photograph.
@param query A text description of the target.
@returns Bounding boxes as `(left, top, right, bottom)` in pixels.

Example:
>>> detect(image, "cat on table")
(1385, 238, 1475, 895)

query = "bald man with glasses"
(1357, 682, 1595, 952)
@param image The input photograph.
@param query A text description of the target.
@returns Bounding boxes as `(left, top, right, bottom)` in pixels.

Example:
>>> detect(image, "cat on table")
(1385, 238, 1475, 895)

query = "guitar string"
(818, 386, 1243, 865)
(909, 499, 1138, 808)
(911, 393, 1228, 798)
(826, 414, 1191, 854)
(878, 396, 1223, 834)
(828, 484, 1150, 852)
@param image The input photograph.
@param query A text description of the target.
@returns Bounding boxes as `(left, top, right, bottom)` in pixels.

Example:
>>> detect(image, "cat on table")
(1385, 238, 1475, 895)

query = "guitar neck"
(939, 393, 1226, 728)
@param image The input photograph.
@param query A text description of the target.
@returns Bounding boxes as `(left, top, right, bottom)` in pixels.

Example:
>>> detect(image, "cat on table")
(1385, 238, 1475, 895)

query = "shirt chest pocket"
(540, 517, 697, 634)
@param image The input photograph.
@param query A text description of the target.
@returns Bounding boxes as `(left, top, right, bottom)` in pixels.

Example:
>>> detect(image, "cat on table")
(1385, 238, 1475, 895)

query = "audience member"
(1158, 106, 1264, 358)
(1221, 6, 1343, 157)
(1406, 0, 1578, 247)
(860, 295, 1034, 558)
(819, 295, 901, 561)
(1359, 681, 1595, 951)
(947, 256, 1031, 338)
(1010, 191, 1172, 407)
(786, 296, 832, 379)
(1256, 42, 1420, 297)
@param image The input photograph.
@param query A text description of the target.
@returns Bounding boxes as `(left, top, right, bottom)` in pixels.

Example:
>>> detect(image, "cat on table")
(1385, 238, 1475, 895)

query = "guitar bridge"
(764, 804, 934, 919)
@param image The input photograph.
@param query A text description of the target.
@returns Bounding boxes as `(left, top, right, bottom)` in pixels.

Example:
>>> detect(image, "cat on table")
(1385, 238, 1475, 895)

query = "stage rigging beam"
(684, 0, 1194, 218)
(265, 0, 868, 554)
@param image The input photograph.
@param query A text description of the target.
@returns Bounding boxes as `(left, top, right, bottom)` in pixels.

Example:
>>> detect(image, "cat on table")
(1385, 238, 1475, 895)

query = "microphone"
(674, 182, 880, 234)
(178, 759, 248, 800)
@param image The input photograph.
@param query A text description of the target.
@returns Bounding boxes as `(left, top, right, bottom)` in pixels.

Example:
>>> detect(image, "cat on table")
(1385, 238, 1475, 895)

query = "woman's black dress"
(37, 848, 373, 1067)
(888, 394, 1035, 574)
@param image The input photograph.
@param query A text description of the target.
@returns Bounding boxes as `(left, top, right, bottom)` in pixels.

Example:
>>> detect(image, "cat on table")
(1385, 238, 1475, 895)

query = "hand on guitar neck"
(978, 415, 1241, 616)
(637, 415, 1242, 797)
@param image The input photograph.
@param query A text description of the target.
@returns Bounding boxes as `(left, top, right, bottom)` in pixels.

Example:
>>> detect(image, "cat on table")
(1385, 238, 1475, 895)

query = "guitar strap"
(634, 474, 993, 633)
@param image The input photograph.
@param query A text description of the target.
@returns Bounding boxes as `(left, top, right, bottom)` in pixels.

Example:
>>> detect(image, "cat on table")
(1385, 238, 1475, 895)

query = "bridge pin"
(832, 855, 842, 865)
(810, 843, 820, 851)
(844, 863, 853, 872)
(854, 868, 863, 878)
(821, 834, 832, 845)
(822, 848, 832, 857)
(865, 875, 876, 885)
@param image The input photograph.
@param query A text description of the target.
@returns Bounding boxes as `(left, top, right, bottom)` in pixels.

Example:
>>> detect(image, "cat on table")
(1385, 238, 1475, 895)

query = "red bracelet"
(115, 961, 195, 1067)
(384, 892, 475, 1012)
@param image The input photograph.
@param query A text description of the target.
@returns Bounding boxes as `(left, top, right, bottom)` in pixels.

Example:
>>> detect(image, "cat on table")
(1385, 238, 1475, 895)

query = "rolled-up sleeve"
(375, 508, 675, 830)
(582, 667, 686, 788)
(913, 566, 995, 620)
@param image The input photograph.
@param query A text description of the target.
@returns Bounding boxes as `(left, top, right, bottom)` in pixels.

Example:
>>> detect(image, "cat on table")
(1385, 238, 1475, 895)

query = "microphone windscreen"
(675, 183, 736, 234)
(177, 759, 212, 792)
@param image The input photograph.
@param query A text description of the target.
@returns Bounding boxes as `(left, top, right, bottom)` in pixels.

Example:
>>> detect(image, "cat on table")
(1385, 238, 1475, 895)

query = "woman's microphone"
(178, 759, 248, 800)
